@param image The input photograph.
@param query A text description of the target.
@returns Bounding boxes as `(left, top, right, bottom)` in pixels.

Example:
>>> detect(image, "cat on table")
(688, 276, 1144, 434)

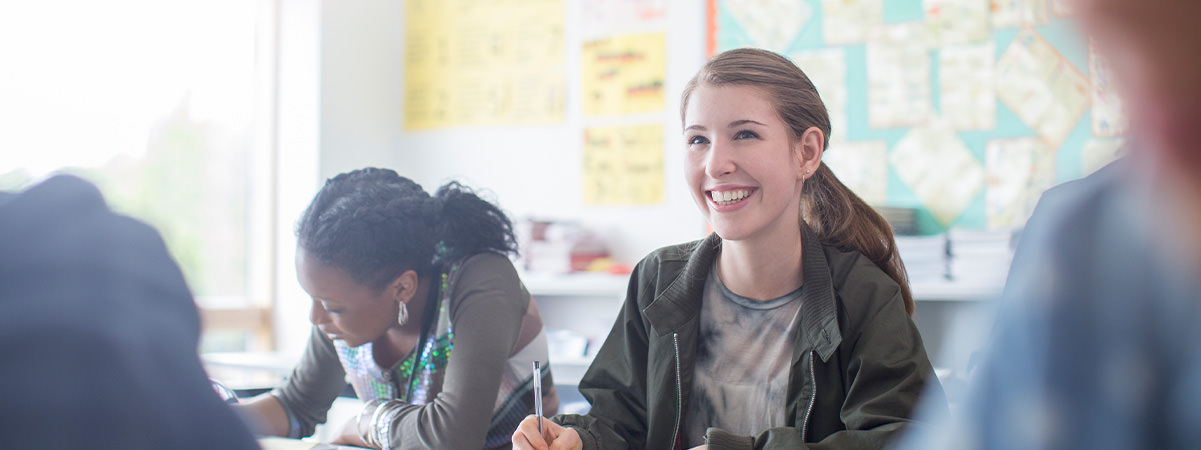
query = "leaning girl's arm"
(233, 394, 290, 437)
(375, 253, 530, 449)
(267, 327, 349, 438)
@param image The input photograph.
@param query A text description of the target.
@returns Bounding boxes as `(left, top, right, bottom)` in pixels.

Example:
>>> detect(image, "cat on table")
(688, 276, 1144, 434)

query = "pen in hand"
(533, 360, 543, 437)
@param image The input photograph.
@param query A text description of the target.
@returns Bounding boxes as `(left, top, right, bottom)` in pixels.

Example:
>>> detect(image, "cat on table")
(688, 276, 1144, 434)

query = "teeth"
(712, 189, 750, 204)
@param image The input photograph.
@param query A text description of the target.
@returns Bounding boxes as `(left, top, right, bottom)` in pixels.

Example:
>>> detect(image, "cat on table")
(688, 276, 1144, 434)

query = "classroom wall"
(318, 0, 709, 265)
(303, 1, 1121, 370)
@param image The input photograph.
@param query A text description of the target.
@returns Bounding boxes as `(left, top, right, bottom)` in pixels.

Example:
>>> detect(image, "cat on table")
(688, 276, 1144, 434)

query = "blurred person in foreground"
(901, 0, 1201, 448)
(0, 175, 259, 449)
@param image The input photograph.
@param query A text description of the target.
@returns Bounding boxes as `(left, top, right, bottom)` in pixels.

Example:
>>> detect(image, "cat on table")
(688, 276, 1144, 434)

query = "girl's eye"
(733, 130, 759, 140)
(687, 135, 710, 145)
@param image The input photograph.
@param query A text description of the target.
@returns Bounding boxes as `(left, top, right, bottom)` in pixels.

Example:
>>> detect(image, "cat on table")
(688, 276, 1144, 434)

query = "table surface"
(257, 437, 368, 450)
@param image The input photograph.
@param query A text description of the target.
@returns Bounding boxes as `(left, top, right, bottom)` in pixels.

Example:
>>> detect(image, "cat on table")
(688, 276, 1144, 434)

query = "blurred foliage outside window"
(0, 0, 273, 352)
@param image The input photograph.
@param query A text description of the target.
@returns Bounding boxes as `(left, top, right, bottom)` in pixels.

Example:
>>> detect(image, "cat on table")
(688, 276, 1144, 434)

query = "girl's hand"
(511, 415, 581, 450)
(330, 415, 371, 448)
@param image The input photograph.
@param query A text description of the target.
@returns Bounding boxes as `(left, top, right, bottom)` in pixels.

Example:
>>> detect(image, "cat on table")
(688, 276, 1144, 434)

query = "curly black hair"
(295, 168, 517, 290)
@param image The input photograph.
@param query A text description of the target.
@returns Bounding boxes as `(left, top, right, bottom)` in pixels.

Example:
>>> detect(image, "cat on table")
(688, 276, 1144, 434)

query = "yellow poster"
(583, 124, 664, 205)
(581, 32, 667, 117)
(404, 0, 565, 130)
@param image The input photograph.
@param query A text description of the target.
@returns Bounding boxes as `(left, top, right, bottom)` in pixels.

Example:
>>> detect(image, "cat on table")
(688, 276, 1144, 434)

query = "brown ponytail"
(683, 48, 914, 316)
(804, 164, 913, 315)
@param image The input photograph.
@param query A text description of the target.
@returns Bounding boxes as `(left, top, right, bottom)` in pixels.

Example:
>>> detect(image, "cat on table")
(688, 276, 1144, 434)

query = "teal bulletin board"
(708, 0, 1127, 234)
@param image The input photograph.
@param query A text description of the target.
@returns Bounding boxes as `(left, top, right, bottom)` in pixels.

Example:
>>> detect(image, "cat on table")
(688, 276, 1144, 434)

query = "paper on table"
(822, 140, 888, 205)
(258, 437, 316, 450)
(1081, 138, 1126, 175)
(789, 49, 848, 143)
(1089, 45, 1129, 137)
(990, 0, 1049, 28)
(923, 0, 992, 45)
(722, 0, 812, 51)
(940, 42, 996, 130)
(996, 28, 1089, 148)
(583, 123, 664, 205)
(867, 25, 932, 128)
(890, 119, 985, 226)
(581, 32, 667, 117)
(985, 138, 1056, 229)
(821, 0, 883, 45)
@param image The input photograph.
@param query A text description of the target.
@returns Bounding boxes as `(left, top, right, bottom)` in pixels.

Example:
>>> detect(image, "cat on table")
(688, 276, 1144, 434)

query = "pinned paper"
(821, 0, 883, 45)
(583, 124, 664, 205)
(996, 29, 1089, 148)
(990, 0, 1049, 28)
(580, 0, 666, 37)
(890, 120, 985, 226)
(985, 138, 1056, 229)
(790, 49, 848, 143)
(940, 42, 996, 130)
(924, 0, 992, 45)
(867, 25, 932, 128)
(404, 0, 565, 130)
(722, 0, 813, 51)
(581, 32, 667, 117)
(1089, 45, 1129, 137)
(1081, 138, 1126, 175)
(823, 140, 888, 205)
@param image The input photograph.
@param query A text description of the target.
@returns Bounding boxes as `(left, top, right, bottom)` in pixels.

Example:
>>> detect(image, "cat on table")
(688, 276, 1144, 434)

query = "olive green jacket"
(554, 227, 945, 449)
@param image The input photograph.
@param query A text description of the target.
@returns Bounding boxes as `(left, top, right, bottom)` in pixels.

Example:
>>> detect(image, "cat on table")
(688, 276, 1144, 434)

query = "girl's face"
(296, 248, 400, 348)
(683, 83, 815, 242)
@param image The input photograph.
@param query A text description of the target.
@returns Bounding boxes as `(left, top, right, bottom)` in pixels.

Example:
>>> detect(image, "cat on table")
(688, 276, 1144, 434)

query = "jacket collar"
(642, 224, 843, 362)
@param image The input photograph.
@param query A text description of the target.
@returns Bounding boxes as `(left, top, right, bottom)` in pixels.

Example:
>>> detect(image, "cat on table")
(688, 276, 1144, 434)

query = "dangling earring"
(397, 302, 409, 325)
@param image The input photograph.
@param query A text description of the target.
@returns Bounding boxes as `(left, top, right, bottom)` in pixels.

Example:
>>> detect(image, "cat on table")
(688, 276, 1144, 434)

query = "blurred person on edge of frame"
(900, 0, 1201, 449)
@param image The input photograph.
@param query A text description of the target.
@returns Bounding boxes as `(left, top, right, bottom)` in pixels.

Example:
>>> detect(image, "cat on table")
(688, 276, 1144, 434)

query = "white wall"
(317, 0, 710, 264)
(274, 0, 322, 356)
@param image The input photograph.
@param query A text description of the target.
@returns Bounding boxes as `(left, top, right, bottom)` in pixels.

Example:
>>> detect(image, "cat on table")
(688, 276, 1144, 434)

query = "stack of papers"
(895, 234, 948, 282)
(946, 228, 1014, 286)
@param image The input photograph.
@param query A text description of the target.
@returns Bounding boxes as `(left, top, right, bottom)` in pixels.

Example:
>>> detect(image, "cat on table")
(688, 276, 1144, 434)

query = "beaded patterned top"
(334, 267, 457, 406)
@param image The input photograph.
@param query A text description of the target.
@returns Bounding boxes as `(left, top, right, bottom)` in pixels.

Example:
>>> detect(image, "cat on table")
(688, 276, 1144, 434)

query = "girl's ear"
(794, 126, 825, 179)
(388, 270, 420, 305)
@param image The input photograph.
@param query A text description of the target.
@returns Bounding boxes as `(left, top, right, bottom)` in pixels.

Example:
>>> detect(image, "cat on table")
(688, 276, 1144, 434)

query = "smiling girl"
(513, 48, 943, 450)
(237, 168, 558, 449)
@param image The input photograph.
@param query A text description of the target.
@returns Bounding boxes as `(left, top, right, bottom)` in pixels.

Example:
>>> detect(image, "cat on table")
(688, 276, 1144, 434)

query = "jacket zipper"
(671, 332, 682, 448)
(801, 350, 816, 442)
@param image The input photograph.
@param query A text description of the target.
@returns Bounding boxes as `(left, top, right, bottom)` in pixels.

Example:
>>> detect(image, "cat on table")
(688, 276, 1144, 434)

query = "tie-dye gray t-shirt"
(682, 265, 804, 447)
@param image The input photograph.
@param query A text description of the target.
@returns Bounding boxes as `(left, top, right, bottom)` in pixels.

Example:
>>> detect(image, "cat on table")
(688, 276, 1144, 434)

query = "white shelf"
(521, 272, 1002, 302)
(911, 279, 1004, 302)
(520, 271, 629, 298)
(203, 351, 298, 375)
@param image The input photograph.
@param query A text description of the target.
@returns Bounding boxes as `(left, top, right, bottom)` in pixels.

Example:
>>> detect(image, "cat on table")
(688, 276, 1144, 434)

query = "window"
(0, 0, 278, 352)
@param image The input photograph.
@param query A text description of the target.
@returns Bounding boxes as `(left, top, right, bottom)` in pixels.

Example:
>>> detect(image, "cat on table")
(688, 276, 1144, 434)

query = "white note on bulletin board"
(985, 138, 1056, 229)
(940, 42, 996, 130)
(995, 28, 1089, 148)
(890, 119, 984, 226)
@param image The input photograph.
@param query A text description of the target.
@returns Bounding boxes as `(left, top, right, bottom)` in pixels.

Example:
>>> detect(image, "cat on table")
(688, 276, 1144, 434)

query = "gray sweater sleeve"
(383, 252, 531, 449)
(272, 326, 348, 438)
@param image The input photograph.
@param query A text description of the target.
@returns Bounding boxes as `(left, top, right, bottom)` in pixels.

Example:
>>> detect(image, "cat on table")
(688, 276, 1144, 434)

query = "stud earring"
(398, 302, 409, 325)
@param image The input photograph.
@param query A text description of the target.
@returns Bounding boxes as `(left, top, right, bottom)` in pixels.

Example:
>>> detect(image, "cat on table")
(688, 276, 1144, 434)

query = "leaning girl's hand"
(511, 415, 581, 450)
(330, 415, 370, 448)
